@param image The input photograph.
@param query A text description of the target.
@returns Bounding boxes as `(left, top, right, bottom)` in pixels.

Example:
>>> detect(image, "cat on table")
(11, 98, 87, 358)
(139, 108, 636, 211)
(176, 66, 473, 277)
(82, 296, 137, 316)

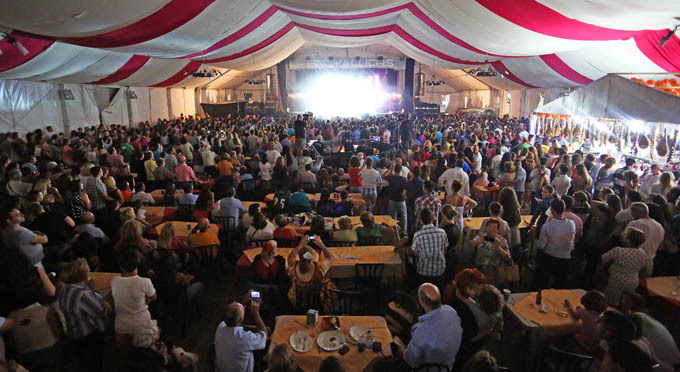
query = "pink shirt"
(174, 163, 196, 182)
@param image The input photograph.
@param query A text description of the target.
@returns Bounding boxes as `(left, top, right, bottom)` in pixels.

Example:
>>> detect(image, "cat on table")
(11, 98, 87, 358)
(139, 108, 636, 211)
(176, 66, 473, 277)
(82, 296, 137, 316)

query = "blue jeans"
(388, 200, 407, 236)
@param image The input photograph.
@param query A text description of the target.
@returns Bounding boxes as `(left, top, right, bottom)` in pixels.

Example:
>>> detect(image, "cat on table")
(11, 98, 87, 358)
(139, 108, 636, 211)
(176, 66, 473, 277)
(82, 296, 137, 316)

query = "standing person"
(399, 113, 412, 150)
(384, 163, 409, 236)
(83, 166, 114, 216)
(532, 198, 575, 290)
(111, 249, 156, 355)
(376, 283, 462, 372)
(214, 296, 267, 372)
(358, 157, 381, 211)
(414, 181, 442, 231)
(402, 208, 448, 288)
(627, 202, 664, 277)
(600, 226, 647, 306)
(293, 115, 307, 155)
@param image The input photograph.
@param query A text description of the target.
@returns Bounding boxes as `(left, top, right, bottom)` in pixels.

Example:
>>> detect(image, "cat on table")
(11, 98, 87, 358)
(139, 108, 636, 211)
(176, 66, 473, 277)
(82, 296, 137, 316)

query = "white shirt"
(551, 175, 572, 196)
(490, 155, 502, 178)
(438, 167, 469, 196)
(639, 173, 660, 199)
(202, 149, 217, 167)
(628, 218, 665, 260)
(399, 166, 411, 179)
(111, 275, 155, 318)
(537, 218, 575, 259)
(472, 152, 482, 173)
(266, 150, 281, 164)
(359, 168, 382, 189)
(259, 162, 272, 181)
(130, 191, 155, 204)
(215, 322, 266, 372)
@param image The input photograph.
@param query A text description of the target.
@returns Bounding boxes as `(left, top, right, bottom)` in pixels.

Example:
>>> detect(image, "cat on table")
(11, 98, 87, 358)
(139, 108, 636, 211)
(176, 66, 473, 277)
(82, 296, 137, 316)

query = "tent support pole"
(57, 83, 71, 134)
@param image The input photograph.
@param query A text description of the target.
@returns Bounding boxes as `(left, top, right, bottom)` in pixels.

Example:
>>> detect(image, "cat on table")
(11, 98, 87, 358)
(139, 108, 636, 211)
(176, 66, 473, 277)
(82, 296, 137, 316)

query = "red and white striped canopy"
(0, 0, 678, 89)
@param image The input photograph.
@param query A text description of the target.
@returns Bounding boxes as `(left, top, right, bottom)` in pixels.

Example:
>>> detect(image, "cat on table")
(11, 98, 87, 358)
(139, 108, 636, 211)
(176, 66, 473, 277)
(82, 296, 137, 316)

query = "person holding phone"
(467, 218, 510, 285)
(286, 235, 336, 314)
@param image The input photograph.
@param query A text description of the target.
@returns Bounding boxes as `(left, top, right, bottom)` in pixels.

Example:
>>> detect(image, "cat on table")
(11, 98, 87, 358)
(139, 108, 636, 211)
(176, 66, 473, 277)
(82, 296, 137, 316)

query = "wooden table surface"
(463, 215, 532, 230)
(89, 272, 120, 295)
(332, 215, 399, 227)
(156, 221, 219, 238)
(270, 315, 392, 372)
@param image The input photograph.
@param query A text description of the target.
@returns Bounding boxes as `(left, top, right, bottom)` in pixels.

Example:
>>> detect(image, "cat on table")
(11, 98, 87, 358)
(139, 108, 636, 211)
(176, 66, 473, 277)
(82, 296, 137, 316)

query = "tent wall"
(64, 84, 100, 130)
(168, 88, 196, 119)
(101, 88, 129, 126)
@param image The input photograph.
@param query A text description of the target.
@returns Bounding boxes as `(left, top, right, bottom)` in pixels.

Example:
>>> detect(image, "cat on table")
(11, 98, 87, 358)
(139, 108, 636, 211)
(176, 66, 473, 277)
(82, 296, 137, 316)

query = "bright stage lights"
(298, 73, 391, 117)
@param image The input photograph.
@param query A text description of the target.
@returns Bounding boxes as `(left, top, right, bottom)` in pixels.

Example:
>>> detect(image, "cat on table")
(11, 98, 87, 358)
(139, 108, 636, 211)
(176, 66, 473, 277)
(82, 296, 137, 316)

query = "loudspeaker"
(403, 58, 414, 113)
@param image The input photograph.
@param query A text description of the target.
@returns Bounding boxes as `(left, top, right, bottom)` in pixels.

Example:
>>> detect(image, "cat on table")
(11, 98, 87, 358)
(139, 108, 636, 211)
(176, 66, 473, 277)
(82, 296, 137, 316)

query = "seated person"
(188, 218, 220, 248)
(315, 189, 337, 217)
(298, 164, 317, 189)
(355, 211, 393, 244)
(130, 183, 155, 205)
(336, 190, 354, 217)
(304, 216, 332, 245)
(333, 216, 358, 243)
(287, 235, 336, 314)
(241, 203, 260, 230)
(120, 181, 133, 203)
(286, 187, 312, 213)
(245, 212, 275, 245)
(273, 215, 301, 240)
(162, 183, 178, 207)
(178, 183, 198, 206)
(251, 240, 287, 284)
(564, 290, 607, 353)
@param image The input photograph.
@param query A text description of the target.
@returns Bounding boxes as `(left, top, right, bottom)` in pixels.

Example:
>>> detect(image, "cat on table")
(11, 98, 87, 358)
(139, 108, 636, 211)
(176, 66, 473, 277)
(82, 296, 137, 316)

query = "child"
(476, 284, 505, 342)
(565, 290, 607, 353)
(474, 165, 490, 187)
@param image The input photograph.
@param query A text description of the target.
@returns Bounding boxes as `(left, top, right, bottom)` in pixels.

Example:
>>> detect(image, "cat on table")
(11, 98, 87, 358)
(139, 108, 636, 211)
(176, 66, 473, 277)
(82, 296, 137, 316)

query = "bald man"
(73, 211, 108, 240)
(174, 154, 196, 183)
(376, 283, 462, 372)
(188, 218, 219, 248)
(215, 294, 266, 372)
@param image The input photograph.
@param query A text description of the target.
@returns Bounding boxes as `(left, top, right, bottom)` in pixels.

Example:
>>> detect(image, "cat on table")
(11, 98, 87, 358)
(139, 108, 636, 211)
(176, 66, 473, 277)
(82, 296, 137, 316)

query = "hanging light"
(659, 25, 679, 47)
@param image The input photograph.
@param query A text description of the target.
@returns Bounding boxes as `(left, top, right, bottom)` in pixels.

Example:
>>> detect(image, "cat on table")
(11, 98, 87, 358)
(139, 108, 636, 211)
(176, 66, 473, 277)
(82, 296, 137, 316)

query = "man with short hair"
(83, 166, 114, 213)
(298, 164, 317, 188)
(437, 159, 469, 196)
(378, 283, 462, 372)
(359, 157, 382, 211)
(405, 209, 448, 287)
(639, 164, 661, 200)
(153, 158, 175, 181)
(384, 163, 409, 235)
(414, 181, 442, 230)
(73, 211, 108, 240)
(130, 183, 155, 205)
(628, 202, 665, 277)
(189, 218, 220, 248)
(532, 198, 575, 290)
(174, 155, 196, 183)
(216, 187, 245, 223)
(215, 296, 267, 372)
(164, 147, 178, 173)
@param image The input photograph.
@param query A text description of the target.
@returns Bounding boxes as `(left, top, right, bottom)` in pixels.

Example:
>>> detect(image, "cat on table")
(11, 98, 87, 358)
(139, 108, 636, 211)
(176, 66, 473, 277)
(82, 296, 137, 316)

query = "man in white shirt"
(130, 183, 155, 205)
(215, 296, 267, 372)
(298, 164, 317, 188)
(470, 145, 482, 174)
(359, 157, 382, 211)
(395, 158, 412, 180)
(551, 164, 572, 196)
(437, 159, 469, 196)
(639, 164, 661, 200)
(627, 202, 665, 277)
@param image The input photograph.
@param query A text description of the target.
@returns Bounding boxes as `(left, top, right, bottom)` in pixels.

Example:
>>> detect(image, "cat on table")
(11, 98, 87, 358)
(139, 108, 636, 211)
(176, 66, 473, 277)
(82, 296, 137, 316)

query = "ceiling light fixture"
(659, 24, 679, 47)
(191, 69, 222, 78)
(0, 31, 29, 56)
(467, 60, 498, 77)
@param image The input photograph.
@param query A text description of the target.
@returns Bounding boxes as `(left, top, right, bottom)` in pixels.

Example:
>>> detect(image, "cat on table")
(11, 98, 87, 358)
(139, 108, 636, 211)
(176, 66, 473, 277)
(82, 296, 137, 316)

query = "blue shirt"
(404, 305, 462, 369)
(215, 323, 266, 372)
(178, 193, 198, 206)
(367, 155, 380, 169)
(218, 196, 245, 221)
(287, 192, 312, 211)
(436, 131, 443, 144)
(536, 217, 575, 259)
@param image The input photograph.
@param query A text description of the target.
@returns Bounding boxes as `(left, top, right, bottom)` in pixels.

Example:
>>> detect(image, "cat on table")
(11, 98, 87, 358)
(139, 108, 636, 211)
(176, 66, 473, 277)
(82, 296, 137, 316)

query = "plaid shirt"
(59, 284, 108, 339)
(83, 176, 107, 211)
(414, 193, 442, 230)
(412, 224, 448, 276)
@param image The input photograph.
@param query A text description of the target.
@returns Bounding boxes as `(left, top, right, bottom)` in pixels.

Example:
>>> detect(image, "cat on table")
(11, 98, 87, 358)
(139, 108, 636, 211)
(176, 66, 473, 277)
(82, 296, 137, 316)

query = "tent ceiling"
(0, 0, 678, 89)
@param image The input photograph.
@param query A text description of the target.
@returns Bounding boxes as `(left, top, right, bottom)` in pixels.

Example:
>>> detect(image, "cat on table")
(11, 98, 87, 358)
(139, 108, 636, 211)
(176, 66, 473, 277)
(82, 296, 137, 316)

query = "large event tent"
(1, 0, 679, 131)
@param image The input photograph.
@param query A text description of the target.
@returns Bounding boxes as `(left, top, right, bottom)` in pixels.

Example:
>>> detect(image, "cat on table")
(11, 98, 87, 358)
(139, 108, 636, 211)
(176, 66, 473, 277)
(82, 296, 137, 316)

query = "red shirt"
(254, 256, 282, 282)
(349, 167, 362, 187)
(273, 227, 300, 239)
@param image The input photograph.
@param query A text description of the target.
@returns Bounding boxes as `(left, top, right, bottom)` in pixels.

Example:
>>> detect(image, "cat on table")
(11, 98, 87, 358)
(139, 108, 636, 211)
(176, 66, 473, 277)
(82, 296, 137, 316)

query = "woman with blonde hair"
(355, 211, 394, 244)
(333, 216, 358, 243)
(115, 220, 155, 255)
(103, 175, 124, 203)
(650, 172, 674, 197)
(571, 163, 592, 193)
(156, 223, 187, 251)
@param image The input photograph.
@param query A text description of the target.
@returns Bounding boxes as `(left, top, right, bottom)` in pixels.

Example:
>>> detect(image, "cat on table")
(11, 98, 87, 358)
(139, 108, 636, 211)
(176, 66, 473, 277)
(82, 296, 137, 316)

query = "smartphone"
(251, 291, 260, 299)
(484, 236, 495, 243)
(338, 345, 350, 355)
(308, 235, 315, 241)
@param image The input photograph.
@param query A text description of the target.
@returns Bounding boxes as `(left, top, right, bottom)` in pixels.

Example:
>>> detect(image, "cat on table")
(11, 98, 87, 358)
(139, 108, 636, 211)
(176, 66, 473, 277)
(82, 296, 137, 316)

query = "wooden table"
(264, 193, 366, 212)
(156, 221, 219, 238)
(89, 272, 120, 296)
(504, 289, 585, 368)
(269, 315, 392, 372)
(242, 246, 402, 279)
(463, 215, 533, 230)
(333, 215, 398, 227)
(144, 206, 172, 225)
(641, 277, 680, 306)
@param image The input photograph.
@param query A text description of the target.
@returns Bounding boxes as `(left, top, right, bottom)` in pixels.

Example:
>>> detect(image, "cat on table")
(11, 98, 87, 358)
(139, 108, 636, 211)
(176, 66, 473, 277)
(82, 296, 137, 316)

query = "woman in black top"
(440, 204, 460, 282)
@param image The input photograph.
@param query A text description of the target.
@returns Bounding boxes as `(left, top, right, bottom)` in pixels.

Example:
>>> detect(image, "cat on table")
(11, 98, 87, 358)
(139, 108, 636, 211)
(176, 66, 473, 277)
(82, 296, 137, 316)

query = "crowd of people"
(0, 110, 679, 372)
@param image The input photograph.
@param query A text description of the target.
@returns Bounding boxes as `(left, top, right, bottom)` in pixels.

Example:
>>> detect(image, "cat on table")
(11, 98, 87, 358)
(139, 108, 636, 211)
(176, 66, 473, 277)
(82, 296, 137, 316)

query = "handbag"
(496, 259, 520, 283)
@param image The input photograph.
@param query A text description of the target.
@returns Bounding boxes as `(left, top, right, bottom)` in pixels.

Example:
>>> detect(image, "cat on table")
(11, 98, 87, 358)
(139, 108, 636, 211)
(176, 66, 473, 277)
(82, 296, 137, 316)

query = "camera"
(251, 291, 260, 299)
(484, 236, 495, 243)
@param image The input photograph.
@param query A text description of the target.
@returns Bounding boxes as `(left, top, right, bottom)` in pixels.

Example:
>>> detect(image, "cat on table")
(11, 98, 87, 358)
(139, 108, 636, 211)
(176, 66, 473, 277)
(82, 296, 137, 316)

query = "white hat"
(302, 251, 314, 261)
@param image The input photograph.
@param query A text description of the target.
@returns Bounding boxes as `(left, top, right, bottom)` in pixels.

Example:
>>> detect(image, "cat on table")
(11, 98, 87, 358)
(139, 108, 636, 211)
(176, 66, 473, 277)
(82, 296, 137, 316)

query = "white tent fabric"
(0, 80, 64, 133)
(64, 84, 100, 130)
(0, 0, 678, 89)
(535, 74, 680, 123)
(101, 88, 129, 126)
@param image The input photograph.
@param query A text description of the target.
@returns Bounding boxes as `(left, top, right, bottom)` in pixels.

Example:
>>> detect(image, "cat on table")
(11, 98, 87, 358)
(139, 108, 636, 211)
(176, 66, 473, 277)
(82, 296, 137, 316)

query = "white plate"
(349, 326, 374, 344)
(289, 331, 313, 353)
(317, 330, 346, 351)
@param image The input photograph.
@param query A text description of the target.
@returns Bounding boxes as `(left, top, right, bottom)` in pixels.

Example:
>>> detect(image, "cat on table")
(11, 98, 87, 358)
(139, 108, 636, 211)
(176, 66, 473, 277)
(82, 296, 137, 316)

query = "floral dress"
(601, 247, 646, 305)
(287, 262, 336, 314)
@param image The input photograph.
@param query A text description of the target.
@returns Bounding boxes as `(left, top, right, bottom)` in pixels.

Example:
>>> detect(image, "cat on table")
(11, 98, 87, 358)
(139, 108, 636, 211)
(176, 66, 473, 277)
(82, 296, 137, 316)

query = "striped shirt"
(412, 225, 448, 276)
(59, 284, 108, 339)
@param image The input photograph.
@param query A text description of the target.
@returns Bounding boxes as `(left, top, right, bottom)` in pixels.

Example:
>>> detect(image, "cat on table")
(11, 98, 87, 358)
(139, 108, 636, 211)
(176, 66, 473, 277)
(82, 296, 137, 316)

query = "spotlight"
(191, 69, 221, 78)
(659, 25, 679, 47)
(0, 31, 29, 56)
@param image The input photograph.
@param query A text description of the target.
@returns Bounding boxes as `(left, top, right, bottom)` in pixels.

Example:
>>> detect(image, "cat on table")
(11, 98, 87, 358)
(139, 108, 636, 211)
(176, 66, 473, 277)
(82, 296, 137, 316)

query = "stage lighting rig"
(191, 69, 221, 78)
(467, 60, 499, 77)
(425, 74, 445, 86)
(0, 30, 29, 56)
(245, 79, 265, 85)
